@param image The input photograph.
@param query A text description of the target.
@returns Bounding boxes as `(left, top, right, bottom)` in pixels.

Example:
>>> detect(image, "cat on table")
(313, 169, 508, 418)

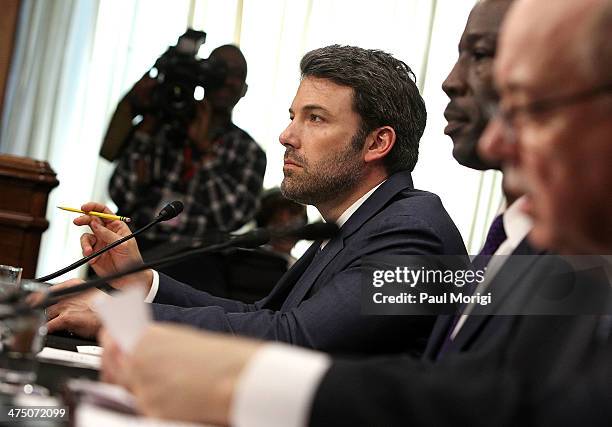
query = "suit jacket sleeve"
(310, 339, 612, 427)
(309, 286, 612, 426)
(309, 356, 520, 427)
(153, 273, 259, 312)
(150, 213, 458, 352)
(534, 343, 612, 427)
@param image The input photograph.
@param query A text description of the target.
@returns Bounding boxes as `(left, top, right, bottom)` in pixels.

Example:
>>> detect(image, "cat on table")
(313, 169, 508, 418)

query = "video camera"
(150, 29, 226, 122)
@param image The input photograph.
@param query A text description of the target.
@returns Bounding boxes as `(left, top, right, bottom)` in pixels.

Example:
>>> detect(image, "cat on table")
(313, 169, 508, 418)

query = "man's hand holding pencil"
(67, 202, 153, 293)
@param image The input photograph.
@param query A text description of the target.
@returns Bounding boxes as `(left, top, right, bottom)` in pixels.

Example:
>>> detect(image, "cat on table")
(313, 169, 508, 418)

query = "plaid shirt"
(109, 122, 266, 242)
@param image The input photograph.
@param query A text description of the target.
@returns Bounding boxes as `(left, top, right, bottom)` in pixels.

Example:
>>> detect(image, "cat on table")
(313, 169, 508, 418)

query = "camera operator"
(101, 42, 266, 252)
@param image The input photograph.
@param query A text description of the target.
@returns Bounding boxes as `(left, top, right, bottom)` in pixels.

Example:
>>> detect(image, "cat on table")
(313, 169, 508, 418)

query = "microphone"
(35, 201, 184, 283)
(156, 201, 184, 221)
(36, 221, 339, 305)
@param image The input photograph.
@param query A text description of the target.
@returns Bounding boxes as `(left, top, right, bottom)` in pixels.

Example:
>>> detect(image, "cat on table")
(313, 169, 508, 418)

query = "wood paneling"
(0, 154, 59, 279)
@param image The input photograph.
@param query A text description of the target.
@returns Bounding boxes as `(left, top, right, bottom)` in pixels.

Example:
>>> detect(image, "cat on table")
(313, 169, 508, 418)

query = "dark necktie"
(436, 214, 507, 359)
(471, 214, 508, 270)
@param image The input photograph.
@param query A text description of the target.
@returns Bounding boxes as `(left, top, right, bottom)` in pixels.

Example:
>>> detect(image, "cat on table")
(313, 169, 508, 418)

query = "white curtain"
(0, 0, 102, 281)
(0, 0, 501, 280)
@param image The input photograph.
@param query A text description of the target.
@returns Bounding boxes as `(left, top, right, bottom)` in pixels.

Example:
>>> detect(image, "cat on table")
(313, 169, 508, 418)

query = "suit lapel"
(474, 240, 542, 314)
(448, 239, 544, 353)
(338, 171, 414, 240)
(279, 171, 415, 310)
(261, 241, 321, 310)
(281, 237, 345, 310)
(423, 315, 454, 360)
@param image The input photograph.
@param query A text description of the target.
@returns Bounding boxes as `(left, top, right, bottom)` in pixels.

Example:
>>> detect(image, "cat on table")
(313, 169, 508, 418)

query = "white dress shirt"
(144, 272, 160, 303)
(451, 196, 532, 338)
(230, 182, 384, 427)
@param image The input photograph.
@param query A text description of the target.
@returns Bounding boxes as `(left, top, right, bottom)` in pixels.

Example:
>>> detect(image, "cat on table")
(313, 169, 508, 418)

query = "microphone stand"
(35, 229, 270, 308)
(25, 222, 337, 311)
(35, 218, 163, 283)
(35, 201, 184, 283)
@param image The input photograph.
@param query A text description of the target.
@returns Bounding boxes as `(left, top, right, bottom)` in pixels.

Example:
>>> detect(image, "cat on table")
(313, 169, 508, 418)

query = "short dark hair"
(300, 45, 427, 173)
(210, 44, 248, 78)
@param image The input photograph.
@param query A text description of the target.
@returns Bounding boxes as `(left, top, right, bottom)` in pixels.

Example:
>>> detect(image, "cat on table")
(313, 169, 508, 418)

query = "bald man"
(479, 0, 612, 255)
(479, 1, 612, 424)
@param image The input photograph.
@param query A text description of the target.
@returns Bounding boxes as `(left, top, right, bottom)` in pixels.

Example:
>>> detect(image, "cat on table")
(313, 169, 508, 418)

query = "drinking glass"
(0, 280, 49, 396)
(0, 265, 22, 300)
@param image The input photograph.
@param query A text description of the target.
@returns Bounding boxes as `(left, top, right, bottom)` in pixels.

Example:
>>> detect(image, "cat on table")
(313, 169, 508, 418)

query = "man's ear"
(364, 126, 396, 163)
(240, 82, 248, 98)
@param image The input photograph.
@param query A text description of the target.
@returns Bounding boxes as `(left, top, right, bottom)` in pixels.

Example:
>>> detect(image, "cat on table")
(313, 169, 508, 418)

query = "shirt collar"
(319, 180, 386, 248)
(503, 195, 533, 248)
(333, 180, 386, 228)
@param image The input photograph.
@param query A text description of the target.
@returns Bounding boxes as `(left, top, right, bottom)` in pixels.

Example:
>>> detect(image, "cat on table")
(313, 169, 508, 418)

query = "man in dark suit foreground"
(97, 0, 612, 425)
(47, 45, 466, 355)
(426, 0, 588, 365)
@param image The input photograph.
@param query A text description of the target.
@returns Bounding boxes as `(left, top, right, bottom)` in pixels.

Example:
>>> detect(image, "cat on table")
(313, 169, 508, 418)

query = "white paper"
(67, 379, 137, 412)
(14, 394, 61, 407)
(77, 345, 104, 356)
(37, 347, 101, 370)
(75, 403, 210, 427)
(94, 286, 152, 352)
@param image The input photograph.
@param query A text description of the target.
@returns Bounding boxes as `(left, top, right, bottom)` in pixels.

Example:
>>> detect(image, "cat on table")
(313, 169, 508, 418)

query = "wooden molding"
(0, 154, 58, 279)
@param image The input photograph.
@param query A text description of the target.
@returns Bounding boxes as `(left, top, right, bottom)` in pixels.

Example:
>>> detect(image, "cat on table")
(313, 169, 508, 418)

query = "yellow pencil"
(57, 206, 131, 223)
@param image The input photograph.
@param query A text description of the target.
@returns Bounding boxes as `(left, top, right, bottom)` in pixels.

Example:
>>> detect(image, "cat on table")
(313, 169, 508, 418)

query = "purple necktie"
(436, 214, 507, 359)
(479, 214, 507, 256)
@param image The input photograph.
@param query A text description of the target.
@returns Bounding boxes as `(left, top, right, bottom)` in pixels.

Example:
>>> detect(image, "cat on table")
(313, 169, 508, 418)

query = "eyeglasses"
(487, 81, 612, 144)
